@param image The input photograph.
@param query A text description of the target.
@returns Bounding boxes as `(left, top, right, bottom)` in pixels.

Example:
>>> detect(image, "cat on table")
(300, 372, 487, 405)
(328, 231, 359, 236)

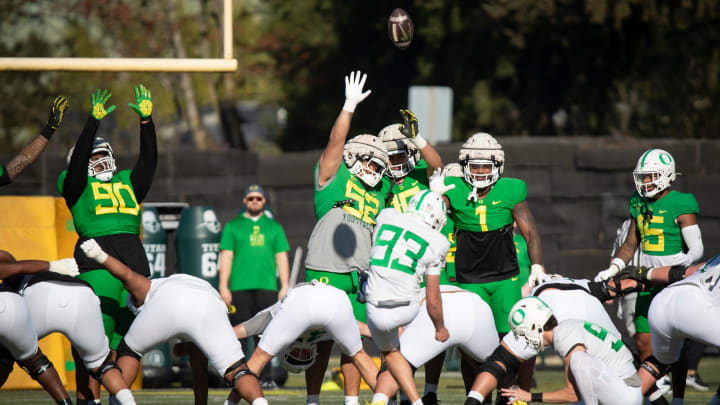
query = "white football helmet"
(88, 137, 117, 182)
(633, 149, 677, 198)
(459, 133, 504, 189)
(277, 341, 317, 374)
(407, 190, 447, 231)
(343, 134, 388, 187)
(379, 123, 419, 180)
(508, 296, 553, 352)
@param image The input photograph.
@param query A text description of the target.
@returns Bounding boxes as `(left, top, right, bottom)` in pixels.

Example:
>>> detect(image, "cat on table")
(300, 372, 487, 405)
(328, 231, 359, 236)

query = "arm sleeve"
(241, 303, 279, 337)
(681, 224, 703, 264)
(63, 115, 101, 208)
(130, 118, 158, 202)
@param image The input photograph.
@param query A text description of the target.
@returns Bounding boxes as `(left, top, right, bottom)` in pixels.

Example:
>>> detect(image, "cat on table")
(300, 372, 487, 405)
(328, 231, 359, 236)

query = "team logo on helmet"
(633, 149, 677, 198)
(343, 134, 389, 187)
(507, 297, 553, 352)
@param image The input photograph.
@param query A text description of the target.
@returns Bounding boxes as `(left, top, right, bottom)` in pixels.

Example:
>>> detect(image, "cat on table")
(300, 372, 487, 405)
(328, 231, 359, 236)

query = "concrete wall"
(2, 137, 718, 281)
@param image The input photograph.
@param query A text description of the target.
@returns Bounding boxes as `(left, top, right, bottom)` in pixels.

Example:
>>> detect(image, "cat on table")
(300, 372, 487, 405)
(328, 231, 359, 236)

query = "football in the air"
(388, 8, 414, 50)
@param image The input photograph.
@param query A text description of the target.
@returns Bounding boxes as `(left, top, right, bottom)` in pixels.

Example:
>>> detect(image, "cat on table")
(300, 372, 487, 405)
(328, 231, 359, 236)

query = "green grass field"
(2, 357, 718, 404)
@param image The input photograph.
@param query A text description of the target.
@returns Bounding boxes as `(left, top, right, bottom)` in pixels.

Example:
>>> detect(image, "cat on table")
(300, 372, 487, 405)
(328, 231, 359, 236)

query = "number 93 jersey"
(553, 319, 637, 380)
(629, 190, 698, 256)
(365, 209, 450, 303)
(58, 169, 141, 237)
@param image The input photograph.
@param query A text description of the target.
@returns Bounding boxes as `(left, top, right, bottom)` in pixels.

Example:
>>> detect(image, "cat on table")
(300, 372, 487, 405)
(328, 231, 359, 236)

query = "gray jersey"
(305, 207, 374, 274)
(553, 319, 637, 379)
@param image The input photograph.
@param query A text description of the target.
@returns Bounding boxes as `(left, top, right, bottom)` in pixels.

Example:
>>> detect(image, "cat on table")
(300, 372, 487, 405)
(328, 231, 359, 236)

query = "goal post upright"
(0, 0, 237, 73)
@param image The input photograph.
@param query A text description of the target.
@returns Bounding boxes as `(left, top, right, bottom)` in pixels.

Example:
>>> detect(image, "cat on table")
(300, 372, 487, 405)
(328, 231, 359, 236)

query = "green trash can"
(140, 207, 174, 387)
(175, 206, 222, 288)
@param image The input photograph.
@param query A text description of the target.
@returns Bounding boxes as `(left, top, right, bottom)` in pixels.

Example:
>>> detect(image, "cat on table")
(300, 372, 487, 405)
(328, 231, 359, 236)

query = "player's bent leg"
(373, 362, 400, 400)
(570, 350, 643, 405)
(422, 351, 445, 400)
(305, 340, 333, 399)
(224, 361, 267, 405)
(341, 353, 362, 403)
(116, 339, 143, 386)
(187, 342, 210, 405)
(246, 346, 274, 378)
(19, 349, 73, 404)
(384, 350, 420, 404)
(349, 348, 377, 391)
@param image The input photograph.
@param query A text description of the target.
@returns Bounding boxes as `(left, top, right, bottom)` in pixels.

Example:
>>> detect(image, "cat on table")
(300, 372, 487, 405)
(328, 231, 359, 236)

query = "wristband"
(40, 125, 55, 140)
(410, 133, 428, 149)
(646, 267, 655, 280)
(611, 257, 626, 271)
(342, 100, 358, 113)
(531, 392, 543, 402)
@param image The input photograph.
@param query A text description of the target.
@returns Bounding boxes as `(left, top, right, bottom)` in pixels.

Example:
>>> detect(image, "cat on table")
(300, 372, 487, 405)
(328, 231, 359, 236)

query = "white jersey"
(670, 255, 720, 304)
(365, 209, 450, 303)
(553, 319, 637, 380)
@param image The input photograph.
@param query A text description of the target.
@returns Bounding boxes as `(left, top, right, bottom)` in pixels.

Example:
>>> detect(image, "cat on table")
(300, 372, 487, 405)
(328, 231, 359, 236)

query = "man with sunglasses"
(219, 184, 290, 388)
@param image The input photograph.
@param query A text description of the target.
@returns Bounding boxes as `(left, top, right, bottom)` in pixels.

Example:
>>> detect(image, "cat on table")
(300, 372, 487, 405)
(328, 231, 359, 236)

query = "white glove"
(593, 258, 625, 282)
(48, 258, 79, 277)
(527, 264, 547, 287)
(429, 168, 455, 195)
(342, 71, 372, 113)
(80, 239, 109, 264)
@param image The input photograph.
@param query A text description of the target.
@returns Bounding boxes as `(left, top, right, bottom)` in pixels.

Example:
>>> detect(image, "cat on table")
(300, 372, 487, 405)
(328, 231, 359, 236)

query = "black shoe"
(422, 392, 439, 405)
(686, 373, 710, 391)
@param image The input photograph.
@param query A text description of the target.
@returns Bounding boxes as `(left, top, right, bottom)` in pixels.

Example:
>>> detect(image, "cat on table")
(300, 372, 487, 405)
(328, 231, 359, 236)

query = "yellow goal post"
(0, 0, 237, 73)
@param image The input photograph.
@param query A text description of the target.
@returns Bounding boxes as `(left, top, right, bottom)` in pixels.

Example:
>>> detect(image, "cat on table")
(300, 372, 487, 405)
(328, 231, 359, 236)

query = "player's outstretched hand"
(435, 326, 449, 343)
(47, 96, 69, 130)
(527, 264, 548, 289)
(616, 265, 651, 280)
(500, 386, 531, 403)
(90, 89, 116, 120)
(80, 239, 109, 264)
(399, 109, 419, 138)
(594, 264, 622, 282)
(342, 70, 371, 113)
(48, 258, 79, 277)
(429, 168, 455, 195)
(128, 83, 153, 118)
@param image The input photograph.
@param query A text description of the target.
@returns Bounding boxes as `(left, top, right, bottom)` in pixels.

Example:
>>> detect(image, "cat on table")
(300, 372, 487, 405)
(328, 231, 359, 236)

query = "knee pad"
(19, 352, 52, 380)
(90, 353, 121, 382)
(116, 338, 142, 360)
(640, 355, 672, 380)
(225, 360, 257, 388)
(480, 345, 521, 383)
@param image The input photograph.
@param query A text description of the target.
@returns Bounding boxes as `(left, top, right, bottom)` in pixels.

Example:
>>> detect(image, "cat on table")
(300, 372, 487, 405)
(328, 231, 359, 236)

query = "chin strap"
(467, 186, 478, 202)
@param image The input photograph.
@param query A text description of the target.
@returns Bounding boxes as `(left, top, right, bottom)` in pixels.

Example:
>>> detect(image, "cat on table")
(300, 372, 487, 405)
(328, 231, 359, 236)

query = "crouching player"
(225, 280, 379, 405)
(500, 297, 643, 405)
(79, 239, 267, 405)
(0, 251, 136, 404)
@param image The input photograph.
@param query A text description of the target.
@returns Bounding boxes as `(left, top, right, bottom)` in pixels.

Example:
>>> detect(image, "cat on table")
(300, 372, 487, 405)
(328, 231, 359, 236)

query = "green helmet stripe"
(413, 190, 430, 211)
(639, 149, 654, 168)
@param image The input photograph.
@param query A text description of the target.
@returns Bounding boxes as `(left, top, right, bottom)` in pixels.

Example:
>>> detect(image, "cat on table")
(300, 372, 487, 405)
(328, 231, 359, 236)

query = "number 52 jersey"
(365, 209, 450, 303)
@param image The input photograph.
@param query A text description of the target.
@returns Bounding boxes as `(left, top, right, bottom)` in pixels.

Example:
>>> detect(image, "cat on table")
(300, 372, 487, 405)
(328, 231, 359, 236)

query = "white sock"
(224, 400, 238, 405)
(306, 394, 320, 405)
(344, 396, 359, 405)
(670, 399, 684, 405)
(114, 389, 136, 405)
(467, 391, 485, 403)
(372, 393, 389, 404)
(424, 384, 438, 395)
(411, 400, 422, 405)
(94, 400, 102, 405)
(252, 398, 269, 405)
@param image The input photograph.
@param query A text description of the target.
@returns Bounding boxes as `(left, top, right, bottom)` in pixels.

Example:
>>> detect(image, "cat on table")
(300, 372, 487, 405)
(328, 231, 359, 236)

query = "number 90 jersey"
(629, 190, 698, 256)
(58, 170, 141, 237)
(365, 209, 450, 303)
(553, 319, 637, 380)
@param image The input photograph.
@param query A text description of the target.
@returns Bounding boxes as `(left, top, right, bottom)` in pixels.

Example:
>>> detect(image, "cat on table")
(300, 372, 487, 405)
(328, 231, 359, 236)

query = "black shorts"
(75, 233, 150, 277)
(228, 289, 277, 327)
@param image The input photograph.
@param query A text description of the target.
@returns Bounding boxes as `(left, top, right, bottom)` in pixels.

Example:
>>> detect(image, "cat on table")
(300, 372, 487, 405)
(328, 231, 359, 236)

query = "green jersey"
(57, 170, 141, 237)
(443, 177, 527, 232)
(388, 161, 457, 280)
(219, 213, 290, 291)
(514, 233, 531, 286)
(313, 161, 392, 225)
(629, 190, 699, 256)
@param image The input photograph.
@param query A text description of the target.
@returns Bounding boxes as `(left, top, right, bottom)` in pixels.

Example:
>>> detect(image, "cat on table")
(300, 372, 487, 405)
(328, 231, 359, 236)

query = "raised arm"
(1, 96, 68, 186)
(317, 71, 371, 187)
(128, 84, 157, 202)
(80, 239, 150, 307)
(398, 109, 443, 176)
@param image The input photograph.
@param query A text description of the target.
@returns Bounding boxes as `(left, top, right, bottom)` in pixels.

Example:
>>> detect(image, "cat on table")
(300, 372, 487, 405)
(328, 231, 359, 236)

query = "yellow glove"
(128, 83, 153, 118)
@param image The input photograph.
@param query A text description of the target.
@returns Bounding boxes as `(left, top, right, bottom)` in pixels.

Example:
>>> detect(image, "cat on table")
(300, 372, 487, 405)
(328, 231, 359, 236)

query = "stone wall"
(2, 136, 718, 281)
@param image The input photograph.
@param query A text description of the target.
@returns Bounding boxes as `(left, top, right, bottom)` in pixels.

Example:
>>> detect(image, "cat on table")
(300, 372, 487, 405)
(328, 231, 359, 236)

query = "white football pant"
(0, 292, 38, 361)
(569, 350, 642, 405)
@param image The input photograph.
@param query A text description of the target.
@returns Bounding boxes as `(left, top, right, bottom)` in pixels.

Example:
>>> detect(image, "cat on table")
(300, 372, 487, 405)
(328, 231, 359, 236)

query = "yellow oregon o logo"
(319, 277, 329, 284)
